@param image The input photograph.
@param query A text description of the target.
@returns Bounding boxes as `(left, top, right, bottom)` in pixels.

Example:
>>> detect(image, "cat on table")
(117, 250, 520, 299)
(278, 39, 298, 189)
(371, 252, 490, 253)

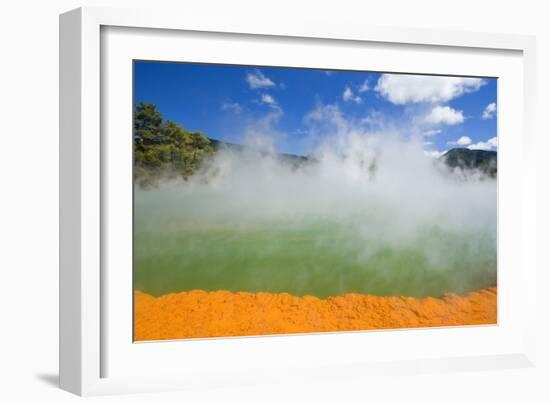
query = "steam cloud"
(135, 115, 497, 298)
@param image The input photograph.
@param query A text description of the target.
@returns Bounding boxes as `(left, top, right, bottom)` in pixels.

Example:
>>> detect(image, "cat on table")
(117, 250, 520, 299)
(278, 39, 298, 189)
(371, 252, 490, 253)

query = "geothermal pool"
(134, 148, 497, 299)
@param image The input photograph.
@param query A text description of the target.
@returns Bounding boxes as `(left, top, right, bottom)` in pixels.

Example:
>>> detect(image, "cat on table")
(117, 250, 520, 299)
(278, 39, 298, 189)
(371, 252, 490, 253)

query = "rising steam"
(134, 109, 496, 298)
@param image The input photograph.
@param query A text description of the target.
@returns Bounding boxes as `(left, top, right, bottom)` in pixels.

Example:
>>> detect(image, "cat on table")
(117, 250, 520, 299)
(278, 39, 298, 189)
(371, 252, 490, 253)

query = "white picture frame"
(59, 6, 537, 396)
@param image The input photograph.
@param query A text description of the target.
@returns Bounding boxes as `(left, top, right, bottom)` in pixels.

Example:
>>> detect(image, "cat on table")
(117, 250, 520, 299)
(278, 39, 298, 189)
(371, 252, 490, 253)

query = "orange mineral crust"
(134, 287, 497, 341)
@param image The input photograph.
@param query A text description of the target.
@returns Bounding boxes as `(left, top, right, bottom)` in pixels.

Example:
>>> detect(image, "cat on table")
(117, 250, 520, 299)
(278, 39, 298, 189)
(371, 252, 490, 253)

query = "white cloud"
(246, 70, 275, 89)
(482, 102, 497, 119)
(425, 106, 464, 125)
(375, 74, 485, 105)
(467, 136, 498, 151)
(457, 136, 472, 145)
(423, 141, 433, 146)
(261, 93, 276, 105)
(448, 135, 472, 146)
(343, 86, 362, 103)
(358, 80, 369, 93)
(260, 93, 283, 113)
(423, 129, 442, 137)
(221, 102, 242, 113)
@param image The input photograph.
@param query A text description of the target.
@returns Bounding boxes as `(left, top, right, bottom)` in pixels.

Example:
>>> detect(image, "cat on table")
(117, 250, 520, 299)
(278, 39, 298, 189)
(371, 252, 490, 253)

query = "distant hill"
(207, 138, 247, 153)
(208, 138, 310, 168)
(441, 148, 497, 177)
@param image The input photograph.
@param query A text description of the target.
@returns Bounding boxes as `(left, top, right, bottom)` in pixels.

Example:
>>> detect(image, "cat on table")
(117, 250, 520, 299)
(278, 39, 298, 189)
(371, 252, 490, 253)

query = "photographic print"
(133, 62, 497, 341)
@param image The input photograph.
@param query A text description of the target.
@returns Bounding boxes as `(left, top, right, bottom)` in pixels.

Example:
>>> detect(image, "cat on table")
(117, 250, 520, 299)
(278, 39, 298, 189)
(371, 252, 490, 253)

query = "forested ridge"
(134, 102, 213, 187)
(442, 148, 497, 178)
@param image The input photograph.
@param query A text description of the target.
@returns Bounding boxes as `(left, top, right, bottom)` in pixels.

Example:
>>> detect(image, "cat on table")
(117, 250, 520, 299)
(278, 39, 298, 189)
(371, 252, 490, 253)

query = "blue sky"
(134, 61, 497, 157)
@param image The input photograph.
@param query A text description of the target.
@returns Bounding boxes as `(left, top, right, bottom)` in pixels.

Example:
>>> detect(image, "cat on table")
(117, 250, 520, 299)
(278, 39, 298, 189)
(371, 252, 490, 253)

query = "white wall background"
(0, 0, 548, 401)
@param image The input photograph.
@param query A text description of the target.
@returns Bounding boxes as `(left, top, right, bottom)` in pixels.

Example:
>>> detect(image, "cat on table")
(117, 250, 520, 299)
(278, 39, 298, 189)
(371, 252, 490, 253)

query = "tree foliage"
(134, 102, 213, 187)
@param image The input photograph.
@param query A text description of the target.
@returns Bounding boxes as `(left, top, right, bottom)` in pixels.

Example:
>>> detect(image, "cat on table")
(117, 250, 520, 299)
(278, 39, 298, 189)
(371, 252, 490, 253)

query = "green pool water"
(134, 185, 497, 298)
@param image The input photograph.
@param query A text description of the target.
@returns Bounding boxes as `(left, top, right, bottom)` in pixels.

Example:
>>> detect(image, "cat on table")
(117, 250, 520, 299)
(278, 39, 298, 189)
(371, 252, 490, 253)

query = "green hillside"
(442, 148, 497, 177)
